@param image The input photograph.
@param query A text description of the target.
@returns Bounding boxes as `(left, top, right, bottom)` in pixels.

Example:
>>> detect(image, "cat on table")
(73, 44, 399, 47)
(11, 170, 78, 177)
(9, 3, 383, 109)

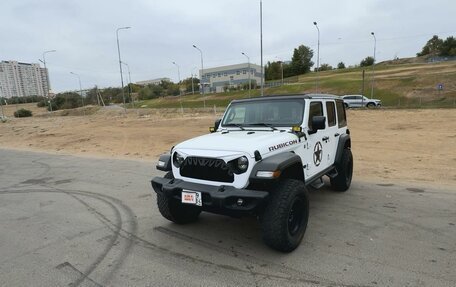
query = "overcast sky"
(1, 0, 454, 92)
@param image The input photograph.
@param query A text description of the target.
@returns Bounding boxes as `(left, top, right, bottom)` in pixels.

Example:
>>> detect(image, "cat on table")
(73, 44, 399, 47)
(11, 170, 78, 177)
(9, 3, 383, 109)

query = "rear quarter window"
(326, 101, 336, 127)
(336, 100, 347, 128)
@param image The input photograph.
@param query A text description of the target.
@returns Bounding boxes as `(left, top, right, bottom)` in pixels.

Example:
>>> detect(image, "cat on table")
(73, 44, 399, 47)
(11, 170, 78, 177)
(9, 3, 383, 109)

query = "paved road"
(0, 149, 455, 287)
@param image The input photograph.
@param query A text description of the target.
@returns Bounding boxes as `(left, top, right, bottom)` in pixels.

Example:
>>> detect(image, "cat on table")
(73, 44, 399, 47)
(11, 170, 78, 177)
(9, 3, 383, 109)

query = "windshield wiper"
(224, 123, 245, 130)
(248, 123, 278, 131)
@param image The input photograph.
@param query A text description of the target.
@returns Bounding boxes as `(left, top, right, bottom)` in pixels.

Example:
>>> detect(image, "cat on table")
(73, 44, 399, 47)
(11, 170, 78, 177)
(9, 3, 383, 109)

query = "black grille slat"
(180, 157, 234, 183)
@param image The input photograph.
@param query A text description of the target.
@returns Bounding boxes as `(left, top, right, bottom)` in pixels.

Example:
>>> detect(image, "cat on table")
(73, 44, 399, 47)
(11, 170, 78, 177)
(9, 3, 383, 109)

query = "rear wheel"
(260, 179, 309, 252)
(331, 148, 353, 191)
(156, 172, 202, 224)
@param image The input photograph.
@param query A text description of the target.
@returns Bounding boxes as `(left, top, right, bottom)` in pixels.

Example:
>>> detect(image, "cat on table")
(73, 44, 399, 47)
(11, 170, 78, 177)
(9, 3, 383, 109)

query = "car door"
(304, 100, 328, 179)
(324, 100, 338, 165)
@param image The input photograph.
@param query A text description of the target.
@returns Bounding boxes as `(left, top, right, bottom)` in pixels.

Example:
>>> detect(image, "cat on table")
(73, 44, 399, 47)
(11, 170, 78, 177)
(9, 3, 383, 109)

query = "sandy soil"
(1, 104, 455, 187)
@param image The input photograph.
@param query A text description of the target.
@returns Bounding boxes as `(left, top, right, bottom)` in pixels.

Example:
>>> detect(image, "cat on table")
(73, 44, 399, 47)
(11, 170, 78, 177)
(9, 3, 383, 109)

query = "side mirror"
(210, 118, 222, 133)
(308, 116, 326, 134)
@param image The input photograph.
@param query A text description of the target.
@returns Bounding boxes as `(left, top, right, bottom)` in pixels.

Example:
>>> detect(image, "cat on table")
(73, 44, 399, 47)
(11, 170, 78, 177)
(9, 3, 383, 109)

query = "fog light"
(237, 198, 244, 206)
(158, 160, 166, 167)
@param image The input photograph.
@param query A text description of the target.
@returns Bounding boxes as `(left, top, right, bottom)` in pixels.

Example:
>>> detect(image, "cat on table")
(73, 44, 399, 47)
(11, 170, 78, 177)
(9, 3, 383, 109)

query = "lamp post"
(42, 49, 56, 111)
(275, 56, 284, 86)
(70, 72, 84, 114)
(172, 61, 181, 83)
(192, 45, 204, 95)
(116, 26, 131, 112)
(241, 52, 251, 97)
(260, 0, 264, 96)
(313, 22, 320, 93)
(121, 61, 132, 105)
(172, 62, 181, 95)
(370, 32, 377, 99)
(191, 67, 197, 95)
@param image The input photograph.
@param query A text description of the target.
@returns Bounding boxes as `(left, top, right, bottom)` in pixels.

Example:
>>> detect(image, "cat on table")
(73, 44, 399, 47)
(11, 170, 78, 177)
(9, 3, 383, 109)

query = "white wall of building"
(199, 63, 263, 93)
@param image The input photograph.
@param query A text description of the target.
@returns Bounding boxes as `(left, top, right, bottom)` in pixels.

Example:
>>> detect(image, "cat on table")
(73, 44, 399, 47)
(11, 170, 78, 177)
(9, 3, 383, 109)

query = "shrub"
(14, 108, 33, 118)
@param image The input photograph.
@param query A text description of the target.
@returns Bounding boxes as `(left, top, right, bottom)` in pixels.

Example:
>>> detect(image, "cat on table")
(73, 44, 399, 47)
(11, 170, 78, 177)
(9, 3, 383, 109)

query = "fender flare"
(156, 154, 172, 171)
(334, 134, 351, 165)
(249, 152, 303, 181)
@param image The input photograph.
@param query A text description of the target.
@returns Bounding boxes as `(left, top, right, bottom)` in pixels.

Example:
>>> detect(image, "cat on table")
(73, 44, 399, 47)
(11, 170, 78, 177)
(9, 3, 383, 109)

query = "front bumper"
(151, 176, 269, 215)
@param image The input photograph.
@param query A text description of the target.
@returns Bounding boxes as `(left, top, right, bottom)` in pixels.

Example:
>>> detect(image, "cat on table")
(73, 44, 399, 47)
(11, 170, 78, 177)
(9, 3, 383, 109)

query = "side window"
(308, 101, 323, 130)
(326, 101, 336, 127)
(336, 101, 347, 128)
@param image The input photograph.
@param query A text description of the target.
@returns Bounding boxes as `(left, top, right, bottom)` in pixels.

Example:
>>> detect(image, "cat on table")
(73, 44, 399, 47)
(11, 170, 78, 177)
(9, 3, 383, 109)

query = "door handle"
(322, 136, 329, 142)
(334, 133, 340, 137)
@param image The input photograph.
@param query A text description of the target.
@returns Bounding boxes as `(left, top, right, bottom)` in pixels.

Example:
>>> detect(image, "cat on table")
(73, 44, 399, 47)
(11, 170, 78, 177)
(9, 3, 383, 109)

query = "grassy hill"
(137, 59, 456, 109)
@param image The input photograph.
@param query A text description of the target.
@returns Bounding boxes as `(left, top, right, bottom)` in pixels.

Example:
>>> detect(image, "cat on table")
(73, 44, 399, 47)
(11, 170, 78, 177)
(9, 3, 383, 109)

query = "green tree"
(360, 56, 375, 67)
(265, 61, 283, 80)
(439, 36, 456, 56)
(337, 62, 346, 69)
(318, 63, 333, 71)
(290, 45, 314, 75)
(417, 35, 443, 56)
(181, 77, 200, 93)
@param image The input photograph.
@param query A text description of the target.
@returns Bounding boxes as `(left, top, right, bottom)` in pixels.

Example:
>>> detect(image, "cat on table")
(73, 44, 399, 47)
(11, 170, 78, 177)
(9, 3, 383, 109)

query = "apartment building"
(0, 61, 49, 98)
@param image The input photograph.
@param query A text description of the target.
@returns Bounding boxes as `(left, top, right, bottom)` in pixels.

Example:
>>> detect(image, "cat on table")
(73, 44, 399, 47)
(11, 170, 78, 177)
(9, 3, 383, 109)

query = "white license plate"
(181, 190, 202, 206)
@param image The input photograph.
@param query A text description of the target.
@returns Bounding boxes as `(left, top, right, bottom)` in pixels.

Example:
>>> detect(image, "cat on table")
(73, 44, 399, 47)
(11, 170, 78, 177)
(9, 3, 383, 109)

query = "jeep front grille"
(180, 157, 234, 183)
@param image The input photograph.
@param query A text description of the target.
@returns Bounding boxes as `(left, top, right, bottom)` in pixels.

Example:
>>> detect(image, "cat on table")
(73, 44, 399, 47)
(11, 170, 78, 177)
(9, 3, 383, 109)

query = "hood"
(175, 130, 301, 157)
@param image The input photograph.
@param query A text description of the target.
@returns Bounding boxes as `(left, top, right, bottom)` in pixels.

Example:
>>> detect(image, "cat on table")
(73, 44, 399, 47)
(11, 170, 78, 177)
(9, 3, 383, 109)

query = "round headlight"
(173, 152, 185, 167)
(237, 156, 249, 172)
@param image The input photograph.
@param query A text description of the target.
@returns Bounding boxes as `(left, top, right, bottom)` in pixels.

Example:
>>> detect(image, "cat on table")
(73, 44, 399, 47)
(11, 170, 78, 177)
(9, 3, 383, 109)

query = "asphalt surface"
(0, 149, 455, 287)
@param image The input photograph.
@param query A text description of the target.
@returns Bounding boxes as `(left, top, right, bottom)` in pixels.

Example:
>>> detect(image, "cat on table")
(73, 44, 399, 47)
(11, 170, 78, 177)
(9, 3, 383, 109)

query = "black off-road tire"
(156, 172, 202, 224)
(331, 148, 353, 191)
(366, 102, 376, 108)
(260, 179, 309, 252)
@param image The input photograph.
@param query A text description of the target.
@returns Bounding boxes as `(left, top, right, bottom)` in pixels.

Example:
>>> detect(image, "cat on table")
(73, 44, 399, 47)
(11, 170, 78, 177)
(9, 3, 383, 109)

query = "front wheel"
(331, 148, 353, 191)
(260, 179, 309, 252)
(156, 172, 202, 224)
(366, 102, 376, 108)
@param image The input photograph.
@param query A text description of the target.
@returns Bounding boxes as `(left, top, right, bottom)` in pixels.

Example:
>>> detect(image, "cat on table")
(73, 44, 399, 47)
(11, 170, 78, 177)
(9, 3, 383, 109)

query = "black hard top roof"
(231, 93, 341, 103)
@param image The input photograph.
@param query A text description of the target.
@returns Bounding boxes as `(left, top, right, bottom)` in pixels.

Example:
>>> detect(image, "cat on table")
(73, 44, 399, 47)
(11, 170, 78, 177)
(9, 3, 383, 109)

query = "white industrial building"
(0, 61, 49, 98)
(136, 77, 171, 86)
(200, 63, 263, 93)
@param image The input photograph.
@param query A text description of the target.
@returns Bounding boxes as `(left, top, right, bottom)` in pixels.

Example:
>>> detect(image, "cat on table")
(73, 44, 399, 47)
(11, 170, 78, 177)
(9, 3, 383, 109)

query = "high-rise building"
(0, 61, 49, 98)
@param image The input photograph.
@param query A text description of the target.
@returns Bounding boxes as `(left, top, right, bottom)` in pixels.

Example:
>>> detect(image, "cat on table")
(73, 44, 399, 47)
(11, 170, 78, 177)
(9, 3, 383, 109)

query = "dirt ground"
(1, 104, 455, 187)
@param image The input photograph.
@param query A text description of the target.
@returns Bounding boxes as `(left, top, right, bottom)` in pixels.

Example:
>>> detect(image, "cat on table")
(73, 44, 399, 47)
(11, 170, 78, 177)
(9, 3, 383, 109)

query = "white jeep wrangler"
(152, 94, 353, 252)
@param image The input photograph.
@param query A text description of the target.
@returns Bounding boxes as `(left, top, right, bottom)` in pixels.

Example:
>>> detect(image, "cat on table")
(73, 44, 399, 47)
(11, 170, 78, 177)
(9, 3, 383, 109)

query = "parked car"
(342, 95, 381, 108)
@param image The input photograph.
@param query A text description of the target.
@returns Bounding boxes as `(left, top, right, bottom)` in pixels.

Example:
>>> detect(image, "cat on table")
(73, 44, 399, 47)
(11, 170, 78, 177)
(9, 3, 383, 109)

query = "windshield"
(221, 99, 304, 127)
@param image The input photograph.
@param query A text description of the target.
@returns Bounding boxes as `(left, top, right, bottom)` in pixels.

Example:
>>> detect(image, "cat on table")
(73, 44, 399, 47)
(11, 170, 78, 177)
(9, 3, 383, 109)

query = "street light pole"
(42, 49, 56, 112)
(172, 62, 181, 95)
(371, 32, 377, 99)
(172, 62, 181, 83)
(191, 67, 197, 95)
(260, 0, 264, 96)
(241, 52, 251, 97)
(313, 22, 320, 93)
(116, 26, 131, 112)
(70, 72, 84, 114)
(192, 45, 204, 95)
(121, 61, 132, 106)
(275, 56, 284, 86)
